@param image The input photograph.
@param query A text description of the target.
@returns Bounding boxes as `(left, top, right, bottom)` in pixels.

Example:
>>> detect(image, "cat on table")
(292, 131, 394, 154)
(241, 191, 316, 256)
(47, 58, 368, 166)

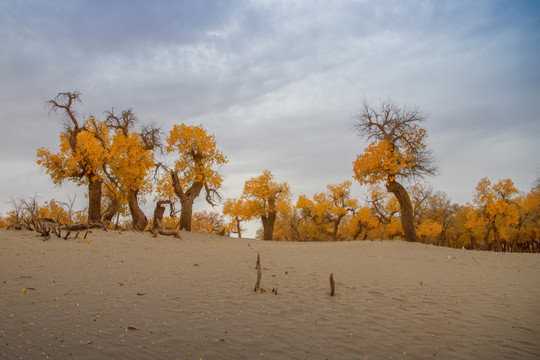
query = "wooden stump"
(329, 273, 335, 297)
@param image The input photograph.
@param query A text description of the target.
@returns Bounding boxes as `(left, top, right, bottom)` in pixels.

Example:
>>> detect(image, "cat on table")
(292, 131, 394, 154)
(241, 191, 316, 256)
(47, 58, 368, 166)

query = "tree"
(165, 124, 228, 231)
(343, 206, 380, 240)
(37, 91, 106, 222)
(466, 178, 520, 251)
(353, 99, 437, 242)
(222, 198, 248, 238)
(516, 180, 540, 252)
(296, 181, 357, 241)
(420, 190, 454, 246)
(271, 208, 304, 242)
(241, 170, 291, 240)
(104, 109, 158, 230)
(191, 210, 226, 235)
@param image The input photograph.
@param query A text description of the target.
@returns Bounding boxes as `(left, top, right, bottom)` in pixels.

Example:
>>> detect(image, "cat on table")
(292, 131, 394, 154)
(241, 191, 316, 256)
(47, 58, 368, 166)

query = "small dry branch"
(329, 273, 335, 297)
(254, 253, 262, 293)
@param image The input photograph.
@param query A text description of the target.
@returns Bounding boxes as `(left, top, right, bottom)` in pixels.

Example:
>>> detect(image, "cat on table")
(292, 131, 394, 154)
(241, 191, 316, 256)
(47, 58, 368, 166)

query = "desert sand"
(1, 229, 539, 360)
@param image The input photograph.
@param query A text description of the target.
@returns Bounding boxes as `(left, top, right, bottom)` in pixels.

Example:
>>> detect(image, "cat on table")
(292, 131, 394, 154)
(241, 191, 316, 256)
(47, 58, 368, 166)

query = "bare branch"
(48, 91, 82, 130)
(204, 183, 222, 207)
(140, 123, 162, 151)
(105, 108, 137, 136)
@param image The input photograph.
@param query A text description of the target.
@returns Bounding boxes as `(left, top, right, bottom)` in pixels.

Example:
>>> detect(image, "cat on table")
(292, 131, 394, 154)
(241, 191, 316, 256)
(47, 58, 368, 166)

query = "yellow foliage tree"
(165, 124, 228, 231)
(343, 206, 380, 240)
(515, 181, 540, 251)
(271, 209, 305, 241)
(240, 170, 291, 240)
(107, 130, 154, 230)
(296, 181, 357, 241)
(422, 190, 455, 246)
(37, 92, 108, 223)
(222, 198, 248, 238)
(417, 219, 443, 242)
(102, 109, 160, 230)
(191, 210, 226, 235)
(353, 99, 437, 242)
(466, 178, 520, 251)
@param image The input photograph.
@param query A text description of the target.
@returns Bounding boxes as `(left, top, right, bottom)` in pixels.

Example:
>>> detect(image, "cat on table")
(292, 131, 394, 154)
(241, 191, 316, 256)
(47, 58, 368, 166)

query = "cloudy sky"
(1, 0, 539, 229)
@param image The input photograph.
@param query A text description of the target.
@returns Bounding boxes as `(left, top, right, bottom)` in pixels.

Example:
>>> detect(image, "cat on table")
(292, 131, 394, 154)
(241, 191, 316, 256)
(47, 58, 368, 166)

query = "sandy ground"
(1, 229, 539, 360)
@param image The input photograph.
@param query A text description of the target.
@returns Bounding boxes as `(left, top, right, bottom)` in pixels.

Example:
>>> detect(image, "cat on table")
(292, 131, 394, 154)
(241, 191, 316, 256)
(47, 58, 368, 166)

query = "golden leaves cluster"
(166, 124, 228, 190)
(36, 119, 110, 185)
(353, 140, 415, 186)
(108, 131, 154, 193)
(297, 181, 357, 225)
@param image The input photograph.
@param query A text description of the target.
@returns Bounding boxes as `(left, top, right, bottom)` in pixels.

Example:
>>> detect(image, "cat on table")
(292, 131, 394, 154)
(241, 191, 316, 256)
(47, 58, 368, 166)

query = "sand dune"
(1, 229, 539, 359)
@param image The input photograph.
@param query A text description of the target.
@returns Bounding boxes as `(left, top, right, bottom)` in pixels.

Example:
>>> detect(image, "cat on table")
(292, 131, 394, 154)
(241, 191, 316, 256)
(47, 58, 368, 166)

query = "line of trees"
(2, 92, 538, 252)
(217, 173, 539, 252)
(3, 175, 538, 252)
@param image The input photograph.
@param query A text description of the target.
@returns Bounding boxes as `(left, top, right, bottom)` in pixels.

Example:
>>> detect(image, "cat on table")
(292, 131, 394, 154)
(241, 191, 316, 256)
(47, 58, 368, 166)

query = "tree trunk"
(153, 200, 170, 230)
(386, 180, 419, 242)
(170, 171, 203, 232)
(128, 189, 148, 231)
(236, 218, 242, 238)
(88, 179, 102, 223)
(261, 211, 276, 240)
(101, 196, 120, 227)
(332, 214, 345, 241)
(179, 197, 195, 231)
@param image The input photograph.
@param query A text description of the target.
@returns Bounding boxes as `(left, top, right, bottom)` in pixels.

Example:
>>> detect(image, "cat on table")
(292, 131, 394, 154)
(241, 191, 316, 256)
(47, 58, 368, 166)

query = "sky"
(1, 0, 539, 233)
